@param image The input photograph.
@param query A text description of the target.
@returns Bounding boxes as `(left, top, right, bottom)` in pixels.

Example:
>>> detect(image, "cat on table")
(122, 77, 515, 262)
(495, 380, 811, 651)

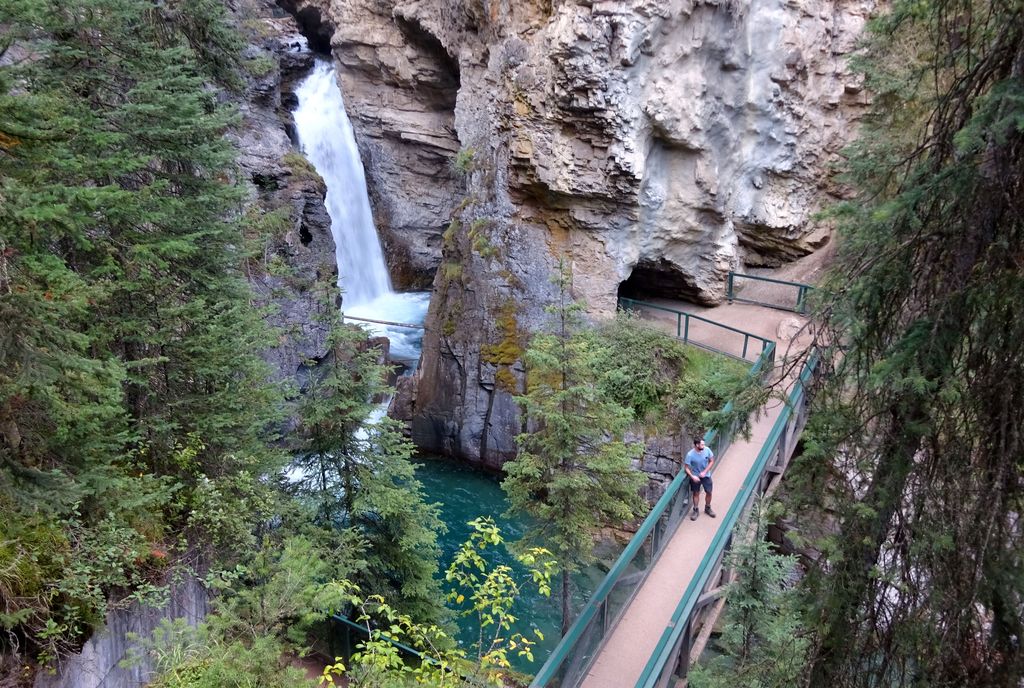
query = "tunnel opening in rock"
(617, 258, 705, 305)
(276, 1, 333, 55)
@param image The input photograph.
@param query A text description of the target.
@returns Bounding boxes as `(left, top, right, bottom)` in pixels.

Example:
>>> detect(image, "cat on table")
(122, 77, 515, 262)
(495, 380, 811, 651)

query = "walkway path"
(580, 299, 809, 688)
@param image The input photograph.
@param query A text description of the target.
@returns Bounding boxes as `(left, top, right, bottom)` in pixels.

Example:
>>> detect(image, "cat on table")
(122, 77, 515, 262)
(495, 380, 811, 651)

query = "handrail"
(634, 351, 819, 688)
(331, 613, 430, 662)
(726, 272, 813, 314)
(529, 341, 777, 688)
(342, 314, 425, 329)
(617, 297, 775, 363)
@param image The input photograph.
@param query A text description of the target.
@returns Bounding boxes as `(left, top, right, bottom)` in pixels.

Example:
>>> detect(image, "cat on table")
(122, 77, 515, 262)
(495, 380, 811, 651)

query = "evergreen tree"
(790, 0, 1024, 684)
(292, 314, 445, 622)
(0, 0, 283, 663)
(690, 499, 806, 688)
(502, 262, 645, 635)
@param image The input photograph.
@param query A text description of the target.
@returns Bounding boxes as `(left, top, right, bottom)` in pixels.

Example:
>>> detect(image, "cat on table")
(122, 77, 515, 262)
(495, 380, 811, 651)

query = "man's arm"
(700, 451, 715, 477)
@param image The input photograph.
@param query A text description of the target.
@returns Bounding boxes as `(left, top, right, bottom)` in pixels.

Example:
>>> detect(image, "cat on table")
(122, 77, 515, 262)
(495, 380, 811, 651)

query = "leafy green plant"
(318, 518, 556, 687)
(452, 148, 477, 176)
(592, 314, 689, 422)
(445, 517, 555, 672)
(134, 619, 316, 688)
(282, 151, 322, 182)
(244, 54, 275, 78)
(467, 219, 498, 260)
(590, 314, 751, 432)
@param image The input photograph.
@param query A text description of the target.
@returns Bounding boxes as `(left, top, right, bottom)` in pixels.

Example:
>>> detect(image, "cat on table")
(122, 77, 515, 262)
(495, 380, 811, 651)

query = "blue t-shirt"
(685, 447, 714, 476)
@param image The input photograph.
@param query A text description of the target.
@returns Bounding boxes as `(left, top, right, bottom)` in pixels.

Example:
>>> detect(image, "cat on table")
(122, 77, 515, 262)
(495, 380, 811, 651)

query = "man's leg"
(690, 485, 701, 520)
(703, 477, 716, 517)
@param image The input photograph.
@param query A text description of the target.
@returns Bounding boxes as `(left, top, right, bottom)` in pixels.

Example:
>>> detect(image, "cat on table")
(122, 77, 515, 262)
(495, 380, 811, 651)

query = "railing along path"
(326, 273, 815, 688)
(532, 273, 813, 688)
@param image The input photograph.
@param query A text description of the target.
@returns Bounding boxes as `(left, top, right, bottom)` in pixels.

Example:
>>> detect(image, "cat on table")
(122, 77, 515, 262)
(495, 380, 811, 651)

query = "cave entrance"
(616, 258, 704, 306)
(276, 0, 333, 55)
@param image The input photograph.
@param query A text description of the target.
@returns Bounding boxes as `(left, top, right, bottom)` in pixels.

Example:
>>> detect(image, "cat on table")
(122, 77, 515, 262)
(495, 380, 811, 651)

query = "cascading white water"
(293, 60, 429, 362)
(293, 60, 391, 306)
(288, 63, 577, 666)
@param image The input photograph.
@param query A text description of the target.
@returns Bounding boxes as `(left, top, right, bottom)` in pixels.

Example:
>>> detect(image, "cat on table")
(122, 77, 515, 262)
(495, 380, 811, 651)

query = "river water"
(292, 59, 599, 673)
(414, 458, 597, 672)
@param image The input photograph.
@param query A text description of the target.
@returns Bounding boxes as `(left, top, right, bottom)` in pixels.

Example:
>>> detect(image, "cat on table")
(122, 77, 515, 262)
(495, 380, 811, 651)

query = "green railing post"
(328, 615, 337, 662)
(683, 313, 690, 342)
(742, 334, 749, 359)
(676, 312, 682, 338)
(634, 351, 820, 688)
(726, 272, 813, 313)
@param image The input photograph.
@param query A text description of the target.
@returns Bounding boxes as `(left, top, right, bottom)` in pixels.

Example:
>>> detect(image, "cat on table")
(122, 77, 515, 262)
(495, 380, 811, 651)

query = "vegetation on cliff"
(502, 265, 646, 636)
(0, 0, 442, 681)
(700, 0, 1024, 684)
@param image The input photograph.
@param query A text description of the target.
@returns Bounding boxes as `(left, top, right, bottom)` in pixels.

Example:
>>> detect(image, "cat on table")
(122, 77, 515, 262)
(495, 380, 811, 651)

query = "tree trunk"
(0, 402, 21, 455)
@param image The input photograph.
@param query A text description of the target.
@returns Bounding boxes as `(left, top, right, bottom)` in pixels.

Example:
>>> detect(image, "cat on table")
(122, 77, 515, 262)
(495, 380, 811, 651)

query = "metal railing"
(617, 297, 775, 364)
(342, 314, 425, 329)
(328, 613, 430, 664)
(634, 351, 819, 688)
(529, 343, 777, 688)
(726, 272, 813, 314)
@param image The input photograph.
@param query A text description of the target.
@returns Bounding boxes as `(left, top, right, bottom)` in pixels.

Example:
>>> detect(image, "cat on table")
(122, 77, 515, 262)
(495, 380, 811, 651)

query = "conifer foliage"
(690, 500, 806, 688)
(0, 0, 281, 665)
(793, 0, 1024, 684)
(291, 314, 445, 622)
(503, 262, 645, 635)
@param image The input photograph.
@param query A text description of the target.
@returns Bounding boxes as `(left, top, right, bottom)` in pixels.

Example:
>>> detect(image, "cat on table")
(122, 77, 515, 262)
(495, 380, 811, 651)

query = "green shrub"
(140, 620, 315, 688)
(592, 314, 750, 432)
(451, 147, 476, 176)
(281, 151, 321, 182)
(244, 54, 275, 77)
(592, 314, 689, 423)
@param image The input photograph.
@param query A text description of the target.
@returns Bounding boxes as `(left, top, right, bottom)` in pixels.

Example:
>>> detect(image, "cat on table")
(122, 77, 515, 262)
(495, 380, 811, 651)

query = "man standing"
(685, 437, 716, 520)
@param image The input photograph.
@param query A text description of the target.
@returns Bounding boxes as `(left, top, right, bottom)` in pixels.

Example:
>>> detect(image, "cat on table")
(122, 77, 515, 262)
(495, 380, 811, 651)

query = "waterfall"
(293, 59, 429, 362)
(293, 60, 391, 306)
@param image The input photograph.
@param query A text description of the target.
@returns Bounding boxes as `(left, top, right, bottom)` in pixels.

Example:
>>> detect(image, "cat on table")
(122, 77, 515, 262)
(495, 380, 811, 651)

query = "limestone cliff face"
(282, 0, 464, 289)
(233, 2, 340, 390)
(283, 0, 871, 466)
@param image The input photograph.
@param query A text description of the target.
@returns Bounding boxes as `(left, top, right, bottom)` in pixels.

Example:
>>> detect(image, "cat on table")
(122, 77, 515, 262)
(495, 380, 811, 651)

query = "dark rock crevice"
(275, 0, 333, 54)
(393, 13, 461, 108)
(617, 258, 716, 306)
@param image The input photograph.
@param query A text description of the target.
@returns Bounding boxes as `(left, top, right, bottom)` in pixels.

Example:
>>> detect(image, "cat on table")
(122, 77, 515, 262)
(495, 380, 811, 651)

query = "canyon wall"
(234, 1, 342, 392)
(284, 0, 871, 467)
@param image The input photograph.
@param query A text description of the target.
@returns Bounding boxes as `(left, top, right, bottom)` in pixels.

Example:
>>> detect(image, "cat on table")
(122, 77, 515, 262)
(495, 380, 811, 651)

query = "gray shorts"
(689, 475, 713, 494)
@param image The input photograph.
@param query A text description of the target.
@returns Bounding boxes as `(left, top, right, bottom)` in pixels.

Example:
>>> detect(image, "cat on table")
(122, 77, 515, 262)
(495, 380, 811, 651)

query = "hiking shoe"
(690, 508, 699, 521)
(704, 506, 717, 518)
